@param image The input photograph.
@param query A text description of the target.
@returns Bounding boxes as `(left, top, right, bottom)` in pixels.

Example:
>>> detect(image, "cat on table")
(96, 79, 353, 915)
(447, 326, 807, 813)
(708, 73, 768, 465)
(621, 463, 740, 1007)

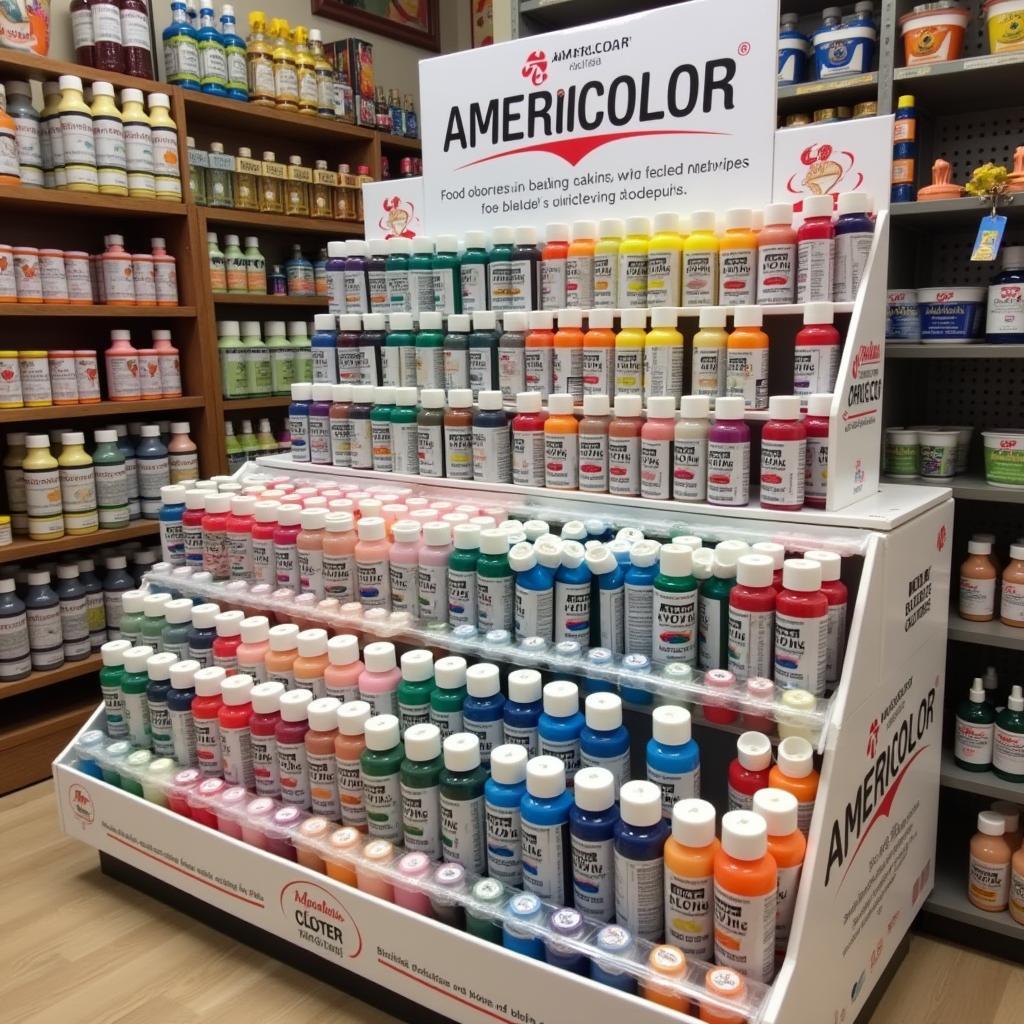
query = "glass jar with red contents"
(71, 0, 95, 66)
(91, 0, 125, 73)
(120, 0, 154, 78)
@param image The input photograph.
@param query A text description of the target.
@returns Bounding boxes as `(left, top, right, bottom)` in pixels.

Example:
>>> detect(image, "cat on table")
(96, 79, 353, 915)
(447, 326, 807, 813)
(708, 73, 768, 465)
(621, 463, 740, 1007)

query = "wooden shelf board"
(213, 294, 328, 307)
(223, 396, 291, 411)
(0, 397, 205, 426)
(201, 207, 364, 236)
(0, 50, 165, 93)
(0, 304, 195, 318)
(0, 654, 102, 702)
(0, 186, 186, 218)
(379, 134, 422, 153)
(0, 521, 159, 565)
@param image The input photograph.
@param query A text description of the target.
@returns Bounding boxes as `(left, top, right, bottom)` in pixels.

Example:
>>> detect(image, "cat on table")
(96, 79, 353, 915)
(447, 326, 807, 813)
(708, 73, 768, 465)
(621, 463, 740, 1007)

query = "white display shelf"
(251, 456, 948, 533)
(885, 344, 1024, 360)
(939, 749, 1024, 803)
(924, 851, 1024, 942)
(882, 474, 1024, 504)
(947, 612, 1024, 651)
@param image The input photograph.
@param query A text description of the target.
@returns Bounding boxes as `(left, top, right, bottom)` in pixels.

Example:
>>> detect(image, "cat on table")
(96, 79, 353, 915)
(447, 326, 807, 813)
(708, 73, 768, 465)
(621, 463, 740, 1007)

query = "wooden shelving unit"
(0, 304, 196, 318)
(202, 207, 365, 236)
(212, 294, 329, 307)
(0, 397, 205, 425)
(0, 654, 103, 701)
(0, 521, 159, 565)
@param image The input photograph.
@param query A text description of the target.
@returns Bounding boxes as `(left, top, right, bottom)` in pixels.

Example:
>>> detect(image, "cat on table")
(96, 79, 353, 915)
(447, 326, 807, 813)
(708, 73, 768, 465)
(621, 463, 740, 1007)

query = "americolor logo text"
(825, 687, 935, 887)
(443, 57, 738, 164)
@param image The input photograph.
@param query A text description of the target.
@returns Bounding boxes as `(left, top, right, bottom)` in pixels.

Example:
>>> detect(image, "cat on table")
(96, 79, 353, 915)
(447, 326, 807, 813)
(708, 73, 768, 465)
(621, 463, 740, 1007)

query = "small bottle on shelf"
(206, 141, 235, 207)
(259, 150, 285, 213)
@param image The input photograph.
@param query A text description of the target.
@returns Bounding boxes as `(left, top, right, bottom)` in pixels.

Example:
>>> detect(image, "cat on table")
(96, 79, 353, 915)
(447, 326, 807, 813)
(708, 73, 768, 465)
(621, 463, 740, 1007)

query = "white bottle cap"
(193, 665, 226, 697)
(528, 310, 554, 331)
(625, 216, 650, 236)
(736, 553, 774, 588)
(768, 395, 801, 421)
(803, 549, 841, 583)
(363, 641, 396, 673)
(545, 222, 570, 241)
(676, 397, 709, 423)
(584, 692, 622, 731)
(837, 192, 871, 215)
(419, 311, 443, 331)
(803, 301, 834, 326)
(404, 722, 442, 761)
(574, 766, 615, 812)
(479, 528, 508, 556)
(762, 202, 793, 227)
(278, 688, 313, 723)
(419, 388, 445, 410)
(490, 743, 528, 785)
(776, 736, 814, 779)
(508, 542, 536, 573)
(162, 598, 193, 626)
(977, 810, 1006, 837)
(267, 623, 299, 652)
(736, 731, 772, 770)
(598, 218, 625, 237)
(713, 396, 745, 421)
(400, 649, 433, 683)
(610, 395, 641, 419)
(507, 669, 542, 704)
(782, 558, 822, 592)
(526, 754, 565, 798)
(1007, 684, 1024, 712)
(967, 540, 991, 556)
(448, 388, 473, 408)
(364, 713, 401, 750)
(650, 211, 678, 234)
(991, 800, 1021, 835)
(221, 674, 254, 706)
(558, 540, 584, 570)
(753, 788, 798, 836)
(499, 311, 525, 332)
(253, 501, 279, 525)
(453, 524, 481, 551)
(721, 809, 768, 860)
(556, 307, 582, 330)
(392, 521, 420, 547)
(277, 504, 302, 527)
(435, 655, 467, 689)
(327, 634, 360, 666)
(357, 516, 386, 542)
(629, 540, 661, 569)
(471, 390, 499, 414)
(291, 383, 312, 401)
(443, 732, 481, 771)
(215, 610, 243, 637)
(652, 705, 691, 746)
(337, 700, 372, 736)
(362, 313, 386, 331)
(731, 305, 763, 328)
(672, 797, 716, 847)
(750, 542, 785, 570)
(642, 396, 673, 423)
(389, 312, 414, 332)
(160, 484, 187, 506)
(230, 495, 257, 517)
(184, 490, 208, 512)
(619, 780, 662, 827)
(466, 663, 500, 697)
(168, 658, 200, 689)
(250, 680, 284, 714)
(648, 307, 677, 330)
(585, 309, 612, 331)
(658, 544, 693, 578)
(543, 680, 579, 717)
(146, 652, 178, 681)
(296, 628, 328, 658)
(806, 393, 833, 417)
(724, 208, 752, 231)
(619, 308, 648, 329)
(142, 593, 171, 618)
(803, 194, 834, 218)
(189, 603, 220, 630)
(238, 615, 268, 644)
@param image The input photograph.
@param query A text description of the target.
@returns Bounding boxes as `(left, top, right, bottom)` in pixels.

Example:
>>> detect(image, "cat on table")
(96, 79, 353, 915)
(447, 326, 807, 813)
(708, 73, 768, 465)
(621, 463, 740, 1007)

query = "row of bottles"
(207, 236, 327, 298)
(217, 319, 314, 399)
(224, 417, 290, 470)
(70, 0, 155, 78)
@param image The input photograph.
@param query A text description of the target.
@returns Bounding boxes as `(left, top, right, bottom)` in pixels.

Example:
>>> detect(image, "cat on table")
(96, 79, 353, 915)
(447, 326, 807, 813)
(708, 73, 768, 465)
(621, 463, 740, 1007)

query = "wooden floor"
(2, 782, 1022, 1024)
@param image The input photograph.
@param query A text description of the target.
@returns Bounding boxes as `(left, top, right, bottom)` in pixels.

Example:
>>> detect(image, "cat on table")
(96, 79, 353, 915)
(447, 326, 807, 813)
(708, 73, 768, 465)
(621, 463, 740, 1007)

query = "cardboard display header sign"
(418, 0, 778, 234)
(362, 178, 427, 239)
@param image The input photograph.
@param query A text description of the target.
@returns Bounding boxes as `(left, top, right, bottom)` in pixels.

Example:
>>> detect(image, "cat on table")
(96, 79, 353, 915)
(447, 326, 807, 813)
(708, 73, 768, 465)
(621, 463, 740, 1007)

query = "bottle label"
(468, 347, 494, 399)
(398, 697, 430, 733)
(793, 344, 840, 398)
(430, 706, 463, 739)
(100, 682, 126, 737)
(608, 435, 640, 495)
(495, 258, 534, 311)
(330, 417, 352, 468)
(521, 818, 569, 903)
(644, 344, 683, 401)
(445, 424, 473, 479)
(707, 439, 750, 506)
(402, 782, 441, 859)
(194, 716, 222, 777)
(167, 38, 201, 82)
(91, 2, 121, 42)
(123, 120, 154, 183)
(666, 868, 714, 959)
(502, 722, 537, 756)
(994, 724, 1024, 777)
(440, 792, 486, 873)
(614, 850, 663, 941)
(277, 740, 310, 807)
(417, 423, 444, 478)
(1002, 581, 1024, 625)
(760, 438, 807, 507)
(774, 610, 828, 694)
(0, 611, 30, 675)
(448, 567, 477, 626)
(719, 247, 756, 304)
(485, 799, 522, 886)
(544, 432, 578, 490)
(541, 259, 566, 310)
(248, 732, 278, 795)
(699, 594, 723, 671)
(337, 755, 366, 827)
(960, 576, 996, 619)
(825, 600, 846, 684)
(416, 346, 445, 391)
(312, 346, 338, 385)
(460, 264, 487, 312)
(371, 419, 393, 472)
(477, 574, 514, 632)
(580, 748, 630, 790)
(552, 346, 582, 401)
(169, 708, 197, 769)
(537, 735, 580, 783)
(614, 346, 643, 396)
(552, 580, 588, 646)
(497, 348, 524, 403)
(389, 561, 418, 616)
(598, 585, 625, 654)
(151, 128, 180, 195)
(523, 347, 552, 398)
(728, 606, 774, 681)
(472, 424, 511, 483)
(515, 582, 553, 640)
(592, 252, 617, 307)
(1013, 868, 1024, 920)
(578, 431, 608, 493)
(646, 249, 680, 306)
(60, 113, 98, 184)
(834, 232, 873, 303)
(221, 724, 254, 788)
(673, 436, 707, 502)
(169, 451, 198, 484)
(24, 467, 61, 519)
(571, 833, 615, 921)
(433, 267, 458, 315)
(652, 586, 697, 666)
(625, 581, 653, 659)
(409, 268, 436, 316)
(443, 347, 468, 391)
(565, 254, 593, 307)
(307, 750, 340, 819)
(715, 881, 775, 983)
(797, 237, 834, 304)
(757, 242, 796, 304)
(200, 40, 228, 87)
(188, 642, 213, 670)
(386, 269, 411, 312)
(683, 250, 717, 305)
(726, 347, 768, 409)
(648, 763, 700, 818)
(298, 547, 325, 599)
(640, 436, 672, 499)
(58, 464, 97, 513)
(123, 690, 151, 747)
(226, 531, 254, 580)
(357, 557, 390, 608)
(275, 542, 298, 589)
(512, 427, 545, 487)
(617, 253, 648, 308)
(968, 855, 1009, 911)
(252, 536, 276, 586)
(806, 436, 829, 503)
(392, 421, 418, 475)
(954, 715, 994, 767)
(27, 602, 63, 667)
(309, 413, 332, 466)
(349, 418, 373, 469)
(581, 346, 610, 398)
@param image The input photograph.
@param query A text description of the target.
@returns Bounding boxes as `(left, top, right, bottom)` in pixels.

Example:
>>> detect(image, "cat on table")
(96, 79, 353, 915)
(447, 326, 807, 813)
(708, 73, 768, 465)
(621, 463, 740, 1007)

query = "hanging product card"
(363, 178, 427, 239)
(971, 215, 1007, 262)
(419, 0, 777, 235)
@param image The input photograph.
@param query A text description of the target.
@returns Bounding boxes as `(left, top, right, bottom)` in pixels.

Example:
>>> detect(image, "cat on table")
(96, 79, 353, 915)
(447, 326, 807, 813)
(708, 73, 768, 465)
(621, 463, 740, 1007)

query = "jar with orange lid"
(13, 246, 42, 303)
(0, 243, 16, 302)
(0, 351, 22, 408)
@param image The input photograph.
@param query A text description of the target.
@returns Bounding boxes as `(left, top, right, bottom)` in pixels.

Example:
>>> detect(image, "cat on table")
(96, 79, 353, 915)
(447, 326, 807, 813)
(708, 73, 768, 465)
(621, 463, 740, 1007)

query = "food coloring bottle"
(385, 237, 412, 313)
(143, 651, 177, 758)
(524, 310, 554, 398)
(165, 659, 200, 768)
(714, 810, 777, 983)
(360, 712, 404, 839)
(383, 312, 414, 389)
(565, 765, 618, 922)
(370, 386, 396, 472)
(614, 307, 646, 397)
(833, 192, 874, 302)
(954, 677, 996, 772)
(803, 392, 832, 508)
(400, 722, 444, 860)
(461, 662, 505, 765)
(439, 731, 488, 872)
(386, 520, 420, 618)
(774, 558, 828, 694)
(441, 312, 470, 391)
(670, 394, 710, 503)
(476, 529, 514, 632)
(728, 731, 772, 811)
(644, 212, 682, 305)
(637, 395, 675, 501)
(396, 648, 434, 732)
(651, 544, 698, 668)
(754, 788, 806, 961)
(541, 222, 569, 310)
(606, 393, 643, 497)
(803, 549, 847, 686)
(540, 392, 577, 491)
(508, 226, 540, 311)
(994, 685, 1024, 783)
(664, 797, 718, 959)
(509, 541, 553, 641)
(334, 700, 371, 829)
(796, 195, 835, 303)
(458, 230, 488, 312)
(160, 599, 194, 660)
(726, 306, 769, 411)
(139, 593, 170, 651)
(647, 703, 700, 817)
(119, 645, 154, 749)
(293, 627, 329, 698)
(728, 554, 777, 681)
(355, 515, 390, 609)
(718, 209, 757, 305)
(191, 665, 225, 776)
(495, 310, 527, 400)
(538, 680, 585, 785)
(359, 313, 385, 387)
(486, 226, 514, 311)
(969, 810, 1012, 912)
(408, 236, 435, 317)
(769, 735, 819, 837)
(589, 218, 622, 307)
(443, 387, 474, 479)
(428, 655, 467, 739)
(707, 396, 750, 507)
(448, 523, 480, 627)
(682, 210, 719, 306)
(794, 302, 841, 401)
(502, 668, 543, 755)
(624, 539, 661, 660)
(617, 216, 649, 308)
(563, 219, 597, 308)
(415, 310, 445, 390)
(346, 386, 374, 470)
(580, 693, 630, 788)
(589, 924, 637, 992)
(212, 609, 243, 673)
(587, 545, 625, 654)
(554, 540, 591, 645)
(247, 680, 283, 797)
(432, 234, 461, 315)
(615, 779, 670, 941)
(225, 495, 257, 581)
(287, 383, 312, 462)
(218, 673, 255, 788)
(518, 754, 574, 903)
(99, 640, 131, 738)
(264, 623, 299, 693)
(472, 390, 511, 483)
(511, 391, 546, 487)
(760, 396, 807, 511)
(412, 389, 445, 479)
(757, 202, 797, 304)
(186, 603, 218, 668)
(481, 743, 529, 887)
(552, 308, 584, 402)
(358, 641, 401, 716)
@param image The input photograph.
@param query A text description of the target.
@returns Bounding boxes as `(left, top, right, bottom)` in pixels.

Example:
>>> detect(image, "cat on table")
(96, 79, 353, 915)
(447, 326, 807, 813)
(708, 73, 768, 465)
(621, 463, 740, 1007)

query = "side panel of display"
(827, 211, 889, 512)
(767, 500, 952, 1024)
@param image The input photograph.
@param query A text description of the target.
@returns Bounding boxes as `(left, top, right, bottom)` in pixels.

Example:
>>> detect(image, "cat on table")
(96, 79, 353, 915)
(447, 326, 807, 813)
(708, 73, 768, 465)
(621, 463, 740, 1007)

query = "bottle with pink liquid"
(358, 640, 401, 716)
(325, 634, 363, 701)
(389, 520, 421, 617)
(417, 521, 452, 625)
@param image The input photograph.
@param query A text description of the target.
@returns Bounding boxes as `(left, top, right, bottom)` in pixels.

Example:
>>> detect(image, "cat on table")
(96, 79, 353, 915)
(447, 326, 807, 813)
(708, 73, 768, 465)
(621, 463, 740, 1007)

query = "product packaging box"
(326, 37, 376, 128)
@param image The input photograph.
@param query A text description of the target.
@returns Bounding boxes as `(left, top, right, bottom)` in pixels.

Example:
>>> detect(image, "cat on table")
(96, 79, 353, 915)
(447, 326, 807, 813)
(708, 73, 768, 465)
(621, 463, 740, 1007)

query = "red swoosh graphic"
(840, 743, 929, 887)
(458, 129, 729, 169)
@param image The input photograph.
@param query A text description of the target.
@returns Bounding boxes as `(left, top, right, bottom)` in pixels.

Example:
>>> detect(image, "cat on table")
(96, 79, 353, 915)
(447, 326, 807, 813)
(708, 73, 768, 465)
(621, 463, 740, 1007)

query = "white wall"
(49, 0, 472, 104)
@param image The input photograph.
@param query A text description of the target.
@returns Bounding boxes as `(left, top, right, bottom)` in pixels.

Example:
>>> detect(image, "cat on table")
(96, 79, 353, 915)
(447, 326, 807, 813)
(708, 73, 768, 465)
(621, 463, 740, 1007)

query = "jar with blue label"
(813, 12, 876, 79)
(285, 244, 315, 297)
(886, 289, 920, 340)
(778, 14, 811, 84)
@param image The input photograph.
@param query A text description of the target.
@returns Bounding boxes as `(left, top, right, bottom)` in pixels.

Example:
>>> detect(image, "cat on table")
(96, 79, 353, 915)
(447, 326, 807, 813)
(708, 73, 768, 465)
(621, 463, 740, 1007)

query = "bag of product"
(0, 0, 50, 55)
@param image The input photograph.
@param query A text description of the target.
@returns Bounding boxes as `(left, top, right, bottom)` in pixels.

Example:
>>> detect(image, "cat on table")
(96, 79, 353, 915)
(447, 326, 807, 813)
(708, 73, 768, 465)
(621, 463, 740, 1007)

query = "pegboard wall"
(893, 0, 999, 60)
(886, 225, 1024, 288)
(924, 106, 1024, 188)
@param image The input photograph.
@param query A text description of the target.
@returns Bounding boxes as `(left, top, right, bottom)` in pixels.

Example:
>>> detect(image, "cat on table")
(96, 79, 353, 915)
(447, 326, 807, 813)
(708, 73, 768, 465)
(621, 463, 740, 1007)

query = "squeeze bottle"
(673, 394, 710, 503)
(651, 544, 698, 667)
(503, 668, 543, 755)
(614, 307, 646, 397)
(358, 641, 401, 716)
(568, 765, 618, 921)
(728, 731, 772, 811)
(439, 732, 489, 873)
(794, 302, 841, 399)
(683, 210, 719, 306)
(521, 754, 574, 903)
(360, 713, 404, 839)
(463, 663, 505, 765)
(803, 549, 847, 686)
(485, 743, 529, 887)
(219, 673, 255, 788)
(593, 218, 623, 307)
(431, 655, 468, 739)
(757, 202, 797, 304)
(553, 308, 584, 402)
(566, 220, 596, 309)
(400, 722, 444, 860)
(525, 310, 554, 398)
(968, 811, 1012, 912)
(608, 394, 643, 497)
(726, 306, 769, 411)
(719, 209, 757, 305)
(760, 396, 806, 511)
(540, 223, 569, 310)
(774, 559, 829, 695)
(647, 212, 683, 306)
(753, 788, 806, 961)
(664, 797, 718, 959)
(192, 665, 225, 776)
(248, 680, 283, 797)
(580, 692, 630, 787)
(707, 396, 750, 507)
(618, 216, 650, 308)
(728, 554, 776, 681)
(335, 700, 371, 829)
(796, 195, 835, 303)
(769, 735, 820, 837)
(614, 779, 670, 941)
